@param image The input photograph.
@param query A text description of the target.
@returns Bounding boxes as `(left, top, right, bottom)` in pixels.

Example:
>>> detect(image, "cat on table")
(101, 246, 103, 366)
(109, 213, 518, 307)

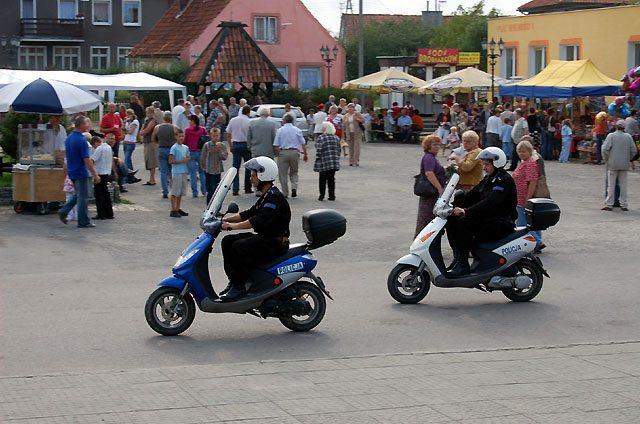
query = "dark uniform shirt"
(239, 185, 291, 238)
(455, 168, 517, 223)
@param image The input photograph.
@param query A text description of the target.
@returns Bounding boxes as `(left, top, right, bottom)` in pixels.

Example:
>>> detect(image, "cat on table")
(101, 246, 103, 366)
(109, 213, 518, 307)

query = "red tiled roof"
(340, 14, 422, 39)
(184, 22, 287, 85)
(518, 0, 628, 13)
(129, 0, 232, 57)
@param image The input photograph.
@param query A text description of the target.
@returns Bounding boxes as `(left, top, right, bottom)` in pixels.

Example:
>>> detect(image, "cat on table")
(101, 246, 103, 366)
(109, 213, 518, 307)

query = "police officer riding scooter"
(446, 146, 518, 277)
(219, 156, 291, 302)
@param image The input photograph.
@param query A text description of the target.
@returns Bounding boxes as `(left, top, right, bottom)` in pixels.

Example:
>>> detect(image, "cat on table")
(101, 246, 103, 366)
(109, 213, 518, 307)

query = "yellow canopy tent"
(500, 59, 621, 98)
(417, 67, 508, 95)
(341, 68, 427, 94)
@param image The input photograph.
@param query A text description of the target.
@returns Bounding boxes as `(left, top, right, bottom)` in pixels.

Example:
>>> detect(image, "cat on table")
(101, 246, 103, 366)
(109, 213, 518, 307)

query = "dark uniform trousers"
(447, 217, 514, 254)
(221, 233, 287, 289)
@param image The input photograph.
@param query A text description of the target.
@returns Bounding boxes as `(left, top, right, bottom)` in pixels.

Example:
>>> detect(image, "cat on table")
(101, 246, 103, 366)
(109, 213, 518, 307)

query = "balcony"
(20, 18, 84, 40)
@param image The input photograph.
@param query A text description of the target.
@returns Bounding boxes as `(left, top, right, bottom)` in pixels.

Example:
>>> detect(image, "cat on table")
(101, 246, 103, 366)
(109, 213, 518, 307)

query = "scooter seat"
(474, 228, 530, 252)
(258, 243, 309, 270)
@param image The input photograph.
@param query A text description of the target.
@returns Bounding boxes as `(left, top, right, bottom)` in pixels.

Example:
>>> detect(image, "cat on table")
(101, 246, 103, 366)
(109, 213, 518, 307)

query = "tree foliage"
(342, 19, 432, 80)
(342, 1, 498, 78)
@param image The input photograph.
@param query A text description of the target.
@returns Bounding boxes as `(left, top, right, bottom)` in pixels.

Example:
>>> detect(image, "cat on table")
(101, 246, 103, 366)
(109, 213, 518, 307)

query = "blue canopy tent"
(500, 59, 621, 98)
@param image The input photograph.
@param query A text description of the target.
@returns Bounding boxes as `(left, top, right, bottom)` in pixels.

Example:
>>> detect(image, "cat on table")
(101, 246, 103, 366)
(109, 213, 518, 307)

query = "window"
(529, 46, 546, 76)
(53, 46, 80, 70)
(118, 47, 132, 67)
(92, 0, 111, 25)
(122, 0, 141, 26)
(561, 45, 579, 61)
(502, 47, 516, 78)
(21, 0, 36, 19)
(274, 65, 288, 89)
(91, 46, 110, 70)
(58, 0, 77, 19)
(254, 16, 277, 43)
(298, 66, 321, 90)
(18, 46, 46, 69)
(630, 43, 640, 68)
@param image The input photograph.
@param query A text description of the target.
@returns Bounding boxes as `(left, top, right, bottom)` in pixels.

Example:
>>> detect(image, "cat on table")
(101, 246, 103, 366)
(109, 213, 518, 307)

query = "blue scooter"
(145, 168, 347, 335)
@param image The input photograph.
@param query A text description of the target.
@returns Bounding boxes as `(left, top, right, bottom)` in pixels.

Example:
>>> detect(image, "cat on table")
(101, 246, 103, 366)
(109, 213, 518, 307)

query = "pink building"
(130, 0, 345, 89)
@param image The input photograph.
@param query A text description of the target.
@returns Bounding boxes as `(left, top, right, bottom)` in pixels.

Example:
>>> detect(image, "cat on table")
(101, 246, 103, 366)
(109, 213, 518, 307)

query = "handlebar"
(433, 173, 459, 218)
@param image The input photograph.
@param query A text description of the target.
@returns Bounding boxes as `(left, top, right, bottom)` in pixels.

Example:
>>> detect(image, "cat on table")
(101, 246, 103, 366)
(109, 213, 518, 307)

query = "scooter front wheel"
(387, 264, 431, 304)
(145, 287, 196, 336)
(279, 281, 326, 332)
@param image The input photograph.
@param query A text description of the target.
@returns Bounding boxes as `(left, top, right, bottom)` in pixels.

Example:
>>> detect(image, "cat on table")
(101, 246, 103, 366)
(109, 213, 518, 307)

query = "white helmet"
(476, 146, 507, 168)
(244, 156, 278, 182)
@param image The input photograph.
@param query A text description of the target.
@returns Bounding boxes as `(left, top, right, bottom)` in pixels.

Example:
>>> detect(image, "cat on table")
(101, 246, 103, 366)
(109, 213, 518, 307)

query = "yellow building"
(487, 5, 640, 81)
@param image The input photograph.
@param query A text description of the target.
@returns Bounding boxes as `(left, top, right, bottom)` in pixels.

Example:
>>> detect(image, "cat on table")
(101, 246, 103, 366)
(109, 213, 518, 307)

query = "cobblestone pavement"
(2, 341, 639, 423)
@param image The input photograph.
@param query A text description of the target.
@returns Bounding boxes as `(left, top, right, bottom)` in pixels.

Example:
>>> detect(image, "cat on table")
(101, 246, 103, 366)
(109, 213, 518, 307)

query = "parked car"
(250, 104, 309, 138)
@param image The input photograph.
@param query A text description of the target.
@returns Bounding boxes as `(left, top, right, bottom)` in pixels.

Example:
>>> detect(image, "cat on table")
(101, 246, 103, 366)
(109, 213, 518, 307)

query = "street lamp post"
(320, 45, 339, 88)
(481, 37, 505, 101)
(1, 36, 21, 68)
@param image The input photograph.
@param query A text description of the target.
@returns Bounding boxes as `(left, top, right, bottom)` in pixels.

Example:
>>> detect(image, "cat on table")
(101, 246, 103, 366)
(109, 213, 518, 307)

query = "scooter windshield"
(202, 167, 238, 224)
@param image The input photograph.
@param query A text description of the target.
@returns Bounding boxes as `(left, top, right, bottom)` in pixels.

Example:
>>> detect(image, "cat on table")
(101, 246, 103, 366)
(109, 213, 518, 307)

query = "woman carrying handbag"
(414, 135, 446, 237)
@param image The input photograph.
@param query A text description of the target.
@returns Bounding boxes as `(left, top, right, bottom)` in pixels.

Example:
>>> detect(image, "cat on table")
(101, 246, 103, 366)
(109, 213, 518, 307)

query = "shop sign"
(418, 48, 459, 65)
(458, 52, 481, 65)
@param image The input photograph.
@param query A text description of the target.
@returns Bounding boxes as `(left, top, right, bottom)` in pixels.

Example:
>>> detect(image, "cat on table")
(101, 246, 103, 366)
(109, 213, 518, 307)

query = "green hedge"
(0, 112, 41, 159)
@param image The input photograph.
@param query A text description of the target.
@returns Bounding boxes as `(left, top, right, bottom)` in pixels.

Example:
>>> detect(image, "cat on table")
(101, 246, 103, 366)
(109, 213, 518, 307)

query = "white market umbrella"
(0, 78, 102, 114)
(342, 68, 427, 93)
(417, 67, 509, 95)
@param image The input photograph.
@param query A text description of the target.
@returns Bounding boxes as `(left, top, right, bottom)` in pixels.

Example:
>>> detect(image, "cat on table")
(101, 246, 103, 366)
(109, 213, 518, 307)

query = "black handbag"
(198, 135, 210, 150)
(414, 173, 437, 198)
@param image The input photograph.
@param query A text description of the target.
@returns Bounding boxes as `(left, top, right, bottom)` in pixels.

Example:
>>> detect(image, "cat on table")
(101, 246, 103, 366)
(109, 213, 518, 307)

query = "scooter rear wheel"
(502, 258, 543, 302)
(279, 281, 326, 332)
(387, 264, 431, 304)
(145, 287, 196, 336)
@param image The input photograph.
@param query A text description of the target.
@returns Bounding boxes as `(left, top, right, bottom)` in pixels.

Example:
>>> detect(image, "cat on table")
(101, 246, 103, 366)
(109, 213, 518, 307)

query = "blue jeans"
(559, 138, 571, 162)
(123, 143, 136, 172)
(595, 134, 605, 163)
(60, 177, 90, 227)
(502, 142, 514, 160)
(205, 173, 221, 205)
(231, 142, 252, 193)
(541, 131, 554, 160)
(517, 206, 542, 246)
(158, 147, 171, 196)
(188, 150, 206, 196)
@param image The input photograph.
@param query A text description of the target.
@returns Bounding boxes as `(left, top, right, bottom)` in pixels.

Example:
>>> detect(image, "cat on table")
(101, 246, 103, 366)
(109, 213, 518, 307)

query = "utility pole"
(358, 0, 363, 77)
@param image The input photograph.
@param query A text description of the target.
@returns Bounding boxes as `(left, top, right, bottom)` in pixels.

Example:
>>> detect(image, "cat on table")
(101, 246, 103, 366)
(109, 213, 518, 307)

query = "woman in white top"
(123, 108, 139, 172)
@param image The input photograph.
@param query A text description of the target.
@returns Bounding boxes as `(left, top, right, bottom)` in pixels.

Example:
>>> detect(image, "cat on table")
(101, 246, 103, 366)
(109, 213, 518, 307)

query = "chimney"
(421, 10, 443, 27)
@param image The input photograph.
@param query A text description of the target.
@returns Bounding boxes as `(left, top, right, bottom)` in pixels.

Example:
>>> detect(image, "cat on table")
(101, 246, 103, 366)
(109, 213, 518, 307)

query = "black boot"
(446, 250, 461, 271)
(219, 286, 246, 302)
(448, 252, 470, 278)
(219, 282, 233, 296)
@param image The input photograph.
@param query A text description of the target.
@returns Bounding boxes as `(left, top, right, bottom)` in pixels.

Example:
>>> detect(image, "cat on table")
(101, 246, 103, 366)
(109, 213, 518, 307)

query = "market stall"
(0, 78, 102, 214)
(500, 60, 622, 160)
(417, 67, 508, 97)
(342, 68, 428, 94)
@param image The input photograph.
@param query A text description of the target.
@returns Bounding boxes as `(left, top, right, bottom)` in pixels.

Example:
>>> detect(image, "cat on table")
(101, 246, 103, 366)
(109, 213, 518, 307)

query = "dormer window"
(254, 16, 278, 43)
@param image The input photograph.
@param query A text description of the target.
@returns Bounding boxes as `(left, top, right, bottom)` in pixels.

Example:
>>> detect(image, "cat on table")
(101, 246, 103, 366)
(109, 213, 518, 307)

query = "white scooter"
(388, 173, 560, 304)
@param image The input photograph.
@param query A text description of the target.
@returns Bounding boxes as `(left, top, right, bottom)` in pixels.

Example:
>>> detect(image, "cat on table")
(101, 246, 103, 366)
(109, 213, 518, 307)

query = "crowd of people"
(56, 92, 370, 227)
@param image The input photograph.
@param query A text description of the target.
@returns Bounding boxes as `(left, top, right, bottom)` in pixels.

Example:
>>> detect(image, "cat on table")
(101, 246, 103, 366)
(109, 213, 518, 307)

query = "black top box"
(302, 209, 347, 249)
(525, 198, 560, 231)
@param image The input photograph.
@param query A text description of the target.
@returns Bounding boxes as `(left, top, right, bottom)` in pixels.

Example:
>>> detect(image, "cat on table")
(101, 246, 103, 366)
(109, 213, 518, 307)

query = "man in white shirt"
(172, 98, 186, 127)
(485, 108, 503, 148)
(351, 98, 362, 113)
(175, 101, 191, 131)
(43, 115, 67, 165)
(226, 105, 253, 195)
(313, 104, 328, 140)
(90, 136, 114, 220)
(273, 114, 308, 198)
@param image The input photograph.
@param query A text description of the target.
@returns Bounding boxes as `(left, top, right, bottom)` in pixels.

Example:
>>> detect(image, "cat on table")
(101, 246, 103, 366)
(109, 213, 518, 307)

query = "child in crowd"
(168, 128, 190, 218)
(62, 176, 77, 221)
(501, 117, 514, 160)
(559, 119, 573, 163)
(444, 126, 460, 154)
(199, 127, 228, 205)
(306, 108, 316, 137)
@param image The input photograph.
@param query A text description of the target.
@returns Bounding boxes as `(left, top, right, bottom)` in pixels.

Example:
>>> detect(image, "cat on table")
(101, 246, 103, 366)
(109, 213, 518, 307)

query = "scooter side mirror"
(227, 203, 239, 214)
